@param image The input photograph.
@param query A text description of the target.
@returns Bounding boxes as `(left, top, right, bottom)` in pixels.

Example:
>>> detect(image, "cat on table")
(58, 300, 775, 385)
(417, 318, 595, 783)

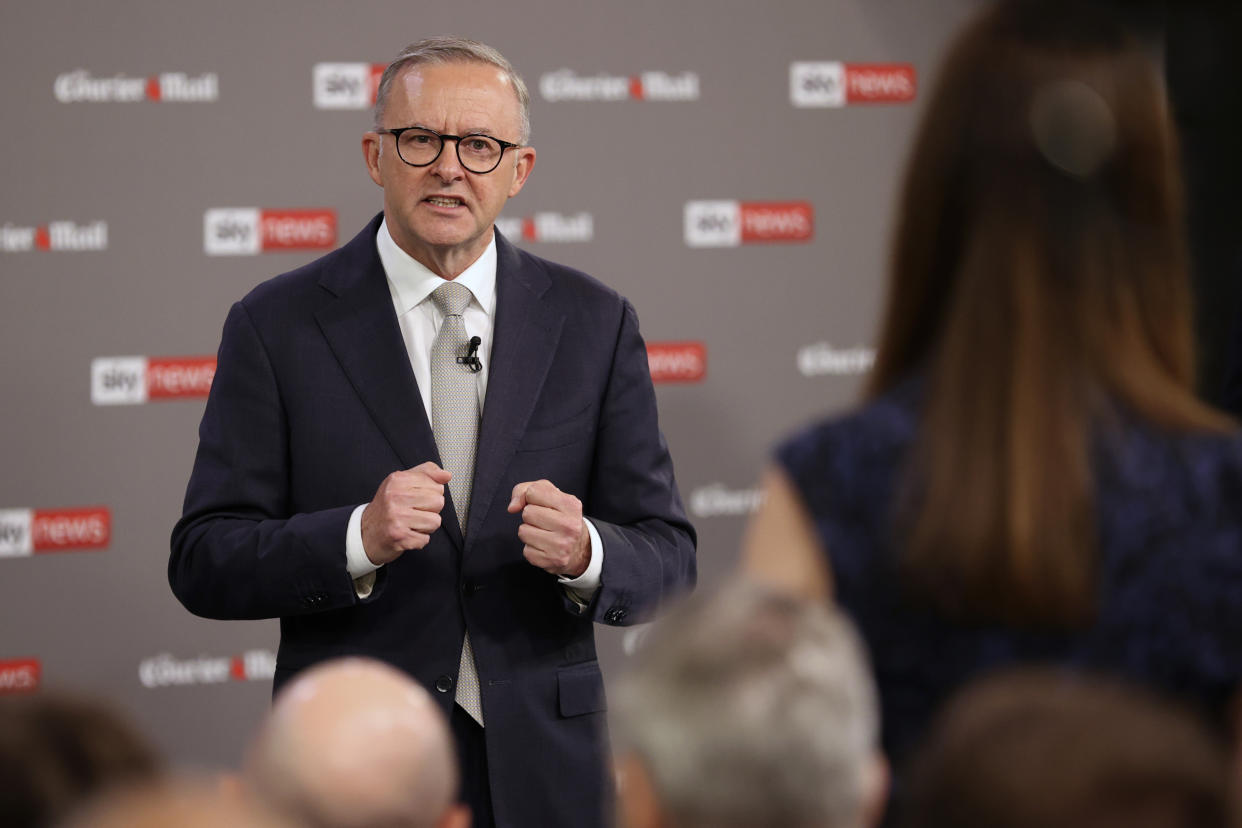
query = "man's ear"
(363, 132, 384, 187)
(507, 146, 536, 198)
(615, 752, 667, 828)
(437, 803, 471, 828)
(860, 753, 890, 828)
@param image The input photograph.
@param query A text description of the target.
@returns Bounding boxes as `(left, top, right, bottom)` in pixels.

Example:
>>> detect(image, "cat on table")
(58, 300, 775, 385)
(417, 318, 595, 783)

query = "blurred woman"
(743, 0, 1242, 784)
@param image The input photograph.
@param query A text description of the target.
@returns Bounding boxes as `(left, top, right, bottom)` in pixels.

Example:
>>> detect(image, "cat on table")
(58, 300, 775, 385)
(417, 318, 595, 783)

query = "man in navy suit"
(170, 37, 696, 828)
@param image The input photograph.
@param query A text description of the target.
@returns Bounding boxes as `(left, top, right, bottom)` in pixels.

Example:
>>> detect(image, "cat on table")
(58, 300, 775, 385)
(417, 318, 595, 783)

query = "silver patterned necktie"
(430, 281, 484, 725)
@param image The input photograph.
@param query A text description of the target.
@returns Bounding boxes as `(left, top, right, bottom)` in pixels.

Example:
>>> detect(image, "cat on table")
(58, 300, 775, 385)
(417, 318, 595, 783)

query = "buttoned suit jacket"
(169, 213, 697, 827)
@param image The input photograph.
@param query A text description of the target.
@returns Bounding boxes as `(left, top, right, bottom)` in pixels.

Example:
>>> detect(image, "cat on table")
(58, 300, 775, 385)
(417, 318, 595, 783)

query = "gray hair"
(614, 582, 880, 828)
(373, 36, 531, 143)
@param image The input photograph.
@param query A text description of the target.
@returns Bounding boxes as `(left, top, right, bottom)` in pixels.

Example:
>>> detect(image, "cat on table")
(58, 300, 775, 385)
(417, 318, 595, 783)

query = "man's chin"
(407, 222, 478, 250)
(404, 227, 494, 268)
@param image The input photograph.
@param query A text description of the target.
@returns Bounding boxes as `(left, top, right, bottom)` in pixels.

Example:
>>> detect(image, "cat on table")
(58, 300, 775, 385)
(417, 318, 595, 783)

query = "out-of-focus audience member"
(743, 0, 1242, 800)
(59, 779, 295, 828)
(901, 670, 1237, 828)
(613, 581, 887, 828)
(1223, 255, 1242, 417)
(245, 656, 470, 828)
(0, 691, 161, 828)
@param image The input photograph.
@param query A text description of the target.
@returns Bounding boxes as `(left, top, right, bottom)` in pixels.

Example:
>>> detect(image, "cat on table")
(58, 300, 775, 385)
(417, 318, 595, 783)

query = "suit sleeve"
(576, 299, 697, 624)
(168, 301, 367, 620)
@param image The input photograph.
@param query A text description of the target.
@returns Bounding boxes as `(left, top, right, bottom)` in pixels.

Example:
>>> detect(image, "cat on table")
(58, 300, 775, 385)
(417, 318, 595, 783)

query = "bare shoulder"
(739, 465, 833, 601)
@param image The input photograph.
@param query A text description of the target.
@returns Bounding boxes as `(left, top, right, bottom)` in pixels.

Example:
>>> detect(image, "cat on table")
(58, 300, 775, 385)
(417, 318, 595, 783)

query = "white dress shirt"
(343, 219, 603, 600)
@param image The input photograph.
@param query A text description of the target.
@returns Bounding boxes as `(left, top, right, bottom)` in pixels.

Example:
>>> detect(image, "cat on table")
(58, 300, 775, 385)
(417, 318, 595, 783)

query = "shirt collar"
(376, 217, 497, 317)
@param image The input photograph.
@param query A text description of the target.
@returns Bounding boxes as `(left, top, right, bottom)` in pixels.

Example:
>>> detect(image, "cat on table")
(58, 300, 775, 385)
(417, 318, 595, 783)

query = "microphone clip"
(456, 335, 483, 373)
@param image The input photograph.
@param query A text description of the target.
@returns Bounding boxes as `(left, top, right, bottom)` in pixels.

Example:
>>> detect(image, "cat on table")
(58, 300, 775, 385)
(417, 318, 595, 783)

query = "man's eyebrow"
(403, 123, 501, 137)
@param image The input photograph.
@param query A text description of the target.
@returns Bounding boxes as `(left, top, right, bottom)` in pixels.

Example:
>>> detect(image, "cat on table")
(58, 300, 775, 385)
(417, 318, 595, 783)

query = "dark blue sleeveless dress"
(777, 380, 1242, 773)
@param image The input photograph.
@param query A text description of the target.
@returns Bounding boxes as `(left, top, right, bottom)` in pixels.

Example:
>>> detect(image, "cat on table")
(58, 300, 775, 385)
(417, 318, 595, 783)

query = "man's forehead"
(390, 62, 520, 128)
(395, 62, 512, 100)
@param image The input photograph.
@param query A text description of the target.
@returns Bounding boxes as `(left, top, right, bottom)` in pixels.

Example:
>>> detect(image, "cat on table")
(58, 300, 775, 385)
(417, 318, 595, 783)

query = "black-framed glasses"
(378, 126, 521, 174)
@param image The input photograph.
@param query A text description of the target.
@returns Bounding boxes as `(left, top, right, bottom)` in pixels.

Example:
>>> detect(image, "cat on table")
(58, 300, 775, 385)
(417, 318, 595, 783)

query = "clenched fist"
(508, 479, 590, 578)
(361, 462, 451, 565)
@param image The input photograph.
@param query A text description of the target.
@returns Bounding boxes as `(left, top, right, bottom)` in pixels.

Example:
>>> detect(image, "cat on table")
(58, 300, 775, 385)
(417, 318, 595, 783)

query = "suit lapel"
(313, 215, 465, 550)
(467, 233, 565, 546)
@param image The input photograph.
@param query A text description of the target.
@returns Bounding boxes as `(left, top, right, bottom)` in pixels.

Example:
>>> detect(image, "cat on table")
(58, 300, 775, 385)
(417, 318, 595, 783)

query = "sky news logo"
(0, 221, 107, 252)
(0, 507, 111, 557)
(540, 69, 699, 102)
(313, 62, 385, 109)
(139, 649, 276, 688)
(204, 208, 336, 255)
(647, 342, 707, 384)
(494, 212, 593, 243)
(0, 659, 41, 695)
(790, 62, 916, 108)
(684, 200, 814, 247)
(92, 356, 216, 405)
(54, 70, 218, 103)
(797, 342, 876, 376)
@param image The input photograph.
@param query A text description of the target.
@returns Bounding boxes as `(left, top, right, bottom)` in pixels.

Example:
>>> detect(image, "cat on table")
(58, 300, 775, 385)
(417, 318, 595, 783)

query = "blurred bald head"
(245, 658, 467, 828)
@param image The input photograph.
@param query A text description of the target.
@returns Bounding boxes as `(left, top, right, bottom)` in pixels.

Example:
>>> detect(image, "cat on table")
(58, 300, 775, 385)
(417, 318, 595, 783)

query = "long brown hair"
(868, 1, 1232, 627)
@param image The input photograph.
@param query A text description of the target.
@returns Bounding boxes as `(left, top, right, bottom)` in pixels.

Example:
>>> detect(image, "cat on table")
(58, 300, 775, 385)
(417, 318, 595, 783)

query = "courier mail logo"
(139, 649, 276, 688)
(0, 659, 41, 695)
(54, 70, 218, 103)
(0, 507, 111, 558)
(684, 200, 814, 247)
(690, 483, 766, 519)
(494, 212, 594, 243)
(797, 342, 876, 376)
(92, 355, 216, 405)
(313, 63, 386, 109)
(0, 221, 107, 252)
(647, 342, 707, 384)
(204, 208, 337, 255)
(540, 69, 699, 102)
(790, 62, 916, 107)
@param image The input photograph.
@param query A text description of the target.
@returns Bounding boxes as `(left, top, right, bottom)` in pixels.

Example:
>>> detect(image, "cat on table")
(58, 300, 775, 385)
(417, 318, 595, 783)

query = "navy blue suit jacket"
(170, 214, 697, 826)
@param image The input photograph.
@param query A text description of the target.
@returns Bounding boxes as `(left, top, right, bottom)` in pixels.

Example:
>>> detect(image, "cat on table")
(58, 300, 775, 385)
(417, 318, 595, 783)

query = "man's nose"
(430, 138, 465, 179)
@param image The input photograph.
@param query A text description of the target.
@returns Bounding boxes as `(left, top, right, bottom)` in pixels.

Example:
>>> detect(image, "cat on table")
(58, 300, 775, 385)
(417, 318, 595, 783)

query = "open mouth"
(424, 196, 465, 208)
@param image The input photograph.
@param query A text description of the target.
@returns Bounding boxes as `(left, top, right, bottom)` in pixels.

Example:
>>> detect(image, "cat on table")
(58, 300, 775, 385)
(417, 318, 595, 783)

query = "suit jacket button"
(435, 675, 454, 693)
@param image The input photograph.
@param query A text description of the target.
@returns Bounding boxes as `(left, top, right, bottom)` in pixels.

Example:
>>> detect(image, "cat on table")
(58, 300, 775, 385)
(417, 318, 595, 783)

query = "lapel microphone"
(456, 335, 483, 373)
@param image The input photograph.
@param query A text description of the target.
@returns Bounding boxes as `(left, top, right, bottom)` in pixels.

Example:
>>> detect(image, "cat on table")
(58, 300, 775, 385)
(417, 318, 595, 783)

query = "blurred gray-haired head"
(613, 581, 883, 828)
(373, 36, 531, 142)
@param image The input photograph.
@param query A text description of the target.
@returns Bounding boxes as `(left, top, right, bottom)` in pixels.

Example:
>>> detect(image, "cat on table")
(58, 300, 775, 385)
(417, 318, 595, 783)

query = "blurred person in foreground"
(245, 657, 470, 828)
(0, 691, 161, 828)
(742, 0, 1242, 809)
(901, 669, 1237, 828)
(613, 581, 887, 828)
(59, 780, 294, 828)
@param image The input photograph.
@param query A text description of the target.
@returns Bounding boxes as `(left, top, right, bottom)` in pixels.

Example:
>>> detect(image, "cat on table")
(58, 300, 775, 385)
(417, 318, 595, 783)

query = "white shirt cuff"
(558, 518, 603, 602)
(346, 504, 379, 598)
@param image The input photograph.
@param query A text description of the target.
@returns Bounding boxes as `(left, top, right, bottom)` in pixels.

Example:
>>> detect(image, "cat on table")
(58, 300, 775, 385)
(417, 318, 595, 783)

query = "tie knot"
(432, 281, 473, 317)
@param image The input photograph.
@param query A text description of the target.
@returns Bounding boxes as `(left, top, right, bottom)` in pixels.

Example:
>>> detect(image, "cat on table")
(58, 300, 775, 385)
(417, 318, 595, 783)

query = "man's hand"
(508, 479, 590, 578)
(361, 462, 451, 566)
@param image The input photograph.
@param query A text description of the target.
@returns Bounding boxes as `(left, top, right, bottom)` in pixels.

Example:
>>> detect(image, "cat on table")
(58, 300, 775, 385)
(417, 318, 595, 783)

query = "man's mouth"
(425, 196, 465, 208)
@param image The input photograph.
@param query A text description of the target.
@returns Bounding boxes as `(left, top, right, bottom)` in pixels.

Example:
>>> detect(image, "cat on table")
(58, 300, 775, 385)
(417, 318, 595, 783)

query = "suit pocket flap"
(557, 661, 607, 717)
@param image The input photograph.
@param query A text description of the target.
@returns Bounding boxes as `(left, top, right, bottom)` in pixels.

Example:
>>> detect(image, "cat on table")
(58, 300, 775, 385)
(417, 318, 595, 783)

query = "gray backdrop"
(0, 0, 980, 768)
